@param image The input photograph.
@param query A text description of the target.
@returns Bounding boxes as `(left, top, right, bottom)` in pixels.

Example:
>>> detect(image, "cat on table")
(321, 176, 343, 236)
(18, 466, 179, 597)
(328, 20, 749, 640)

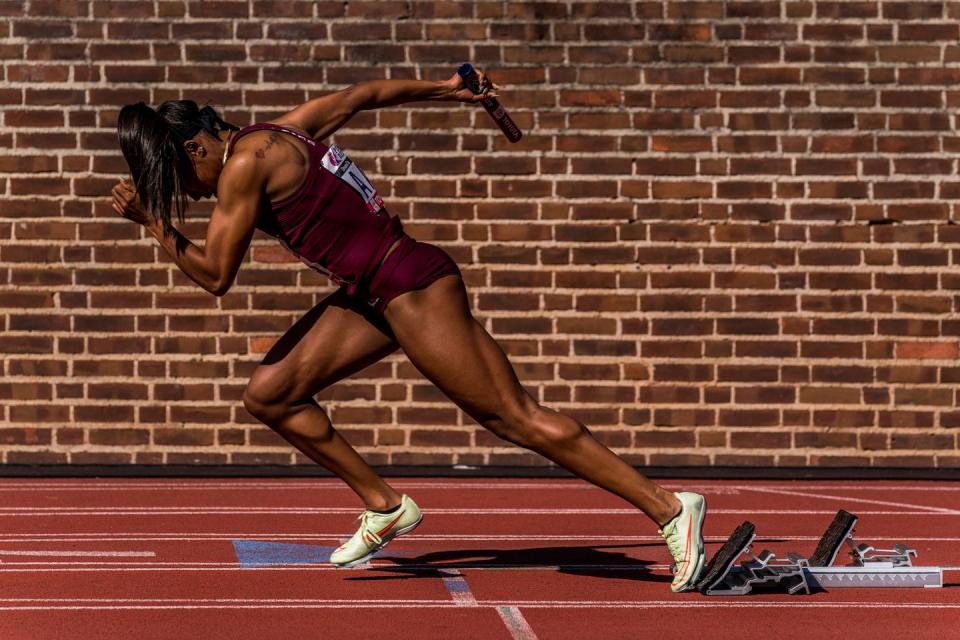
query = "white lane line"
(0, 562, 960, 576)
(0, 508, 955, 516)
(0, 562, 678, 570)
(0, 562, 955, 574)
(754, 485, 960, 492)
(1, 561, 955, 571)
(0, 567, 658, 573)
(497, 605, 539, 640)
(0, 600, 954, 610)
(736, 485, 960, 514)
(1, 534, 959, 543)
(0, 483, 957, 500)
(0, 550, 155, 558)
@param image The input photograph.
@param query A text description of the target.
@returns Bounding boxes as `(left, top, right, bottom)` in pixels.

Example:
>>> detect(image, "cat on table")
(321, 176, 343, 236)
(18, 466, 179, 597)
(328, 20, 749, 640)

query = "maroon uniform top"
(226, 123, 404, 297)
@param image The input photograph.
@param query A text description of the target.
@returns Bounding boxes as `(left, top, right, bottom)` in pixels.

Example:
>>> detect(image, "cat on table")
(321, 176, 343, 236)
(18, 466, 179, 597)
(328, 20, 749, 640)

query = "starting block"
(697, 509, 943, 595)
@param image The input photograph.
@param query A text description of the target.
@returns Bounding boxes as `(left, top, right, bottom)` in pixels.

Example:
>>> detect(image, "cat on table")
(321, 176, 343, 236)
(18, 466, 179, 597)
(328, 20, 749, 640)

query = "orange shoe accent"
(677, 515, 694, 577)
(376, 510, 405, 538)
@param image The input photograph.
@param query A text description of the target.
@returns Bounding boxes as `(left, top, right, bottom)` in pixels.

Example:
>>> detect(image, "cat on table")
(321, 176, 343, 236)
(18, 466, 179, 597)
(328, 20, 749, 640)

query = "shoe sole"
(671, 496, 707, 593)
(331, 515, 423, 569)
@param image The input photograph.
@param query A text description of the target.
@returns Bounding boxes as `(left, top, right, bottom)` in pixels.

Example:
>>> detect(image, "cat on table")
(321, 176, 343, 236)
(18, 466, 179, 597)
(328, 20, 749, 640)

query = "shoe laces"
(356, 511, 383, 546)
(659, 516, 683, 566)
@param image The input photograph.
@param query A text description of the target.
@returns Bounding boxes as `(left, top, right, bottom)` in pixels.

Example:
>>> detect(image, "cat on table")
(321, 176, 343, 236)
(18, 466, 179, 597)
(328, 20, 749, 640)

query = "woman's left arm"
(276, 71, 499, 141)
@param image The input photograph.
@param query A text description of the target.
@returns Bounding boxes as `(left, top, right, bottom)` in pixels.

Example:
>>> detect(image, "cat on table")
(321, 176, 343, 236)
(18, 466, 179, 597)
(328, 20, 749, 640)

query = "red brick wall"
(2, 1, 959, 469)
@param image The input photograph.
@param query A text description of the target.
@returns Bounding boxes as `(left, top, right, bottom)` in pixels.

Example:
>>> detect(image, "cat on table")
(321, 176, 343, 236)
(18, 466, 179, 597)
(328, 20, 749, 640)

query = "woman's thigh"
(383, 275, 532, 424)
(247, 289, 398, 405)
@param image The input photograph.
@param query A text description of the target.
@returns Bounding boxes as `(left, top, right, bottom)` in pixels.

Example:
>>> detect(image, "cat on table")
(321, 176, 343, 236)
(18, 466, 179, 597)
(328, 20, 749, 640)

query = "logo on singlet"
(321, 144, 385, 215)
(326, 144, 346, 168)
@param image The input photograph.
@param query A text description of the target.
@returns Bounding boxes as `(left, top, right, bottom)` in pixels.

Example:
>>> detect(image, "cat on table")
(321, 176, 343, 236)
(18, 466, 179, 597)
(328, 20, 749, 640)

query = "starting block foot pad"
(696, 521, 755, 595)
(809, 509, 858, 567)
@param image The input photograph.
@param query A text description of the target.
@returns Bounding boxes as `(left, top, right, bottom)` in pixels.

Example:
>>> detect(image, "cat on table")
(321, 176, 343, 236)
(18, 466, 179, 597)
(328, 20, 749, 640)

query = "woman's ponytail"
(116, 101, 188, 234)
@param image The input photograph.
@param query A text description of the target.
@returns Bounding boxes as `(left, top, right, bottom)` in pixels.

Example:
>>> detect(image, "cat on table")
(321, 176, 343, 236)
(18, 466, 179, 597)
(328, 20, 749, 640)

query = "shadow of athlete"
(112, 69, 705, 592)
(351, 544, 671, 585)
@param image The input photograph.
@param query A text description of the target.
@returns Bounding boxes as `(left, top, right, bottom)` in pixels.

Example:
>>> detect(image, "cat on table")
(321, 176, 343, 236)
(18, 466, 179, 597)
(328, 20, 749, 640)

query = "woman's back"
(227, 122, 403, 292)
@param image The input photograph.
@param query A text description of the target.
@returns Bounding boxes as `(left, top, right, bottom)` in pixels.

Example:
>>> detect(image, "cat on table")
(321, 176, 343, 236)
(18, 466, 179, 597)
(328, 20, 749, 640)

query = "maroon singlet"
(226, 123, 404, 298)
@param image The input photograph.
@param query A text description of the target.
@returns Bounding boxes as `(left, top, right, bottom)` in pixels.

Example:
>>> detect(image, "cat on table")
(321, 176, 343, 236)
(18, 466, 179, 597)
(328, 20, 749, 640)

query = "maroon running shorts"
(361, 236, 461, 312)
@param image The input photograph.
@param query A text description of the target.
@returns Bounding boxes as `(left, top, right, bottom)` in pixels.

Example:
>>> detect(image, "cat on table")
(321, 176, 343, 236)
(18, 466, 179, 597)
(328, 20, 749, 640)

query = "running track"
(0, 478, 956, 639)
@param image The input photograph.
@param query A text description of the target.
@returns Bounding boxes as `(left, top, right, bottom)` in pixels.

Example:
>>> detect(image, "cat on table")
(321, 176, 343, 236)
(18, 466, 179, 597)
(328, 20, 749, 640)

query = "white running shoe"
(659, 491, 707, 592)
(329, 494, 422, 568)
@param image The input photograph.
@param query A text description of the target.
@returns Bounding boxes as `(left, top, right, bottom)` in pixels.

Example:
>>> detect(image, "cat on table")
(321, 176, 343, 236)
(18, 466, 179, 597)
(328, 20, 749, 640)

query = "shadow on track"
(345, 544, 671, 583)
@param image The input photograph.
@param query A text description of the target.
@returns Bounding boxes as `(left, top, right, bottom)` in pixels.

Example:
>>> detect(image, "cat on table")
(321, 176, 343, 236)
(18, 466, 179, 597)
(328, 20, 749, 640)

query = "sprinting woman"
(111, 69, 707, 591)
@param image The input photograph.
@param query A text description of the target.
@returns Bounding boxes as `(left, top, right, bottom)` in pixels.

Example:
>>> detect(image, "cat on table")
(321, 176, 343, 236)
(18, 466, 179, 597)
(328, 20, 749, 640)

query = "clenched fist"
(111, 178, 152, 226)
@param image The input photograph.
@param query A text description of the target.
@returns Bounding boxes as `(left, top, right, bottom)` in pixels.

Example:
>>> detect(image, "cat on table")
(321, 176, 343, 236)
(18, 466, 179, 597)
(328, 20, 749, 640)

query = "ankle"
(656, 494, 682, 528)
(369, 502, 402, 515)
(364, 492, 402, 512)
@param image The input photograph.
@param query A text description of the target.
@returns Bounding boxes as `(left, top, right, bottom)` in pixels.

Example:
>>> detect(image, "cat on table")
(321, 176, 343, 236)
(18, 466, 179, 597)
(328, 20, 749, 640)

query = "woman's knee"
(241, 376, 287, 425)
(483, 399, 585, 450)
(242, 370, 304, 425)
(243, 379, 333, 439)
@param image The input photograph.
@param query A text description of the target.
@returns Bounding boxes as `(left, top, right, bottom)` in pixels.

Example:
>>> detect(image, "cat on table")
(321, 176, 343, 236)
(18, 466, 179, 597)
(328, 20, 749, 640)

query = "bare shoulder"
(223, 148, 260, 176)
(230, 127, 286, 160)
(264, 117, 312, 139)
(229, 124, 311, 171)
(219, 148, 268, 198)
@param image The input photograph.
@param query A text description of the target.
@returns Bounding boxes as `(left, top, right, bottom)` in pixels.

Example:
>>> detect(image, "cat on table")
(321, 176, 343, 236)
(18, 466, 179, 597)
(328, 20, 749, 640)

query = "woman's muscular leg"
(242, 290, 402, 511)
(385, 276, 680, 526)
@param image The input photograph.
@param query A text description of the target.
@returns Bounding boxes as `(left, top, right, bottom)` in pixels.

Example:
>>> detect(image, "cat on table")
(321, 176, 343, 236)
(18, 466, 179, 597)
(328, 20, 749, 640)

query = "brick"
(897, 342, 958, 360)
(89, 428, 150, 446)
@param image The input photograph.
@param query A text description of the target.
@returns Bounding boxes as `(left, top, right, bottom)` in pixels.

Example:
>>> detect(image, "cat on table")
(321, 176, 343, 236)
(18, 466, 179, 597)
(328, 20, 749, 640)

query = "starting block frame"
(697, 509, 944, 596)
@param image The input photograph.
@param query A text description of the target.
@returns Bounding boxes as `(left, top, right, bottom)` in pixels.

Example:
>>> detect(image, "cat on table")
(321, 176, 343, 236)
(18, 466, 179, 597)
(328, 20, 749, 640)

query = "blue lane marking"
(439, 568, 477, 605)
(443, 576, 473, 592)
(231, 540, 337, 568)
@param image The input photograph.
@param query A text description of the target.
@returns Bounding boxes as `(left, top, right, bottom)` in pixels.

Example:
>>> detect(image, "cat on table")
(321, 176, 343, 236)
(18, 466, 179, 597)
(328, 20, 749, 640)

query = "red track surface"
(0, 478, 956, 639)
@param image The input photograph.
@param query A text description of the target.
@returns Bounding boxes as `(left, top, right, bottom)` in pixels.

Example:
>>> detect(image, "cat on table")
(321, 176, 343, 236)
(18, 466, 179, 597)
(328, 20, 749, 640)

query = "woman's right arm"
(112, 153, 265, 297)
(275, 71, 498, 141)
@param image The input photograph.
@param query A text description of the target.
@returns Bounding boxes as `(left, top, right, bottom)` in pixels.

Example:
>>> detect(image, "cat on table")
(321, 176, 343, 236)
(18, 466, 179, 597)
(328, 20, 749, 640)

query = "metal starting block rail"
(697, 510, 944, 596)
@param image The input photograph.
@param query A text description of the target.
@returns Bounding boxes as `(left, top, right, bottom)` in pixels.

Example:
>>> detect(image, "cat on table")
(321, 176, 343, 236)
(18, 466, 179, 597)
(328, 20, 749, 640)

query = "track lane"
(0, 478, 956, 640)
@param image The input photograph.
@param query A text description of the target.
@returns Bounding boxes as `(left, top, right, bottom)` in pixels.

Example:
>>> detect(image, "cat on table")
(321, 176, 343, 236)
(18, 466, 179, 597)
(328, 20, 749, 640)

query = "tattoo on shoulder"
(255, 131, 280, 159)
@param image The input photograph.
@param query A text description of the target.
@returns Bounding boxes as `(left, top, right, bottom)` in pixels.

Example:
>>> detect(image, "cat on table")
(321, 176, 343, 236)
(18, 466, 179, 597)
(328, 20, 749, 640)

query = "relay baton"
(457, 62, 522, 143)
